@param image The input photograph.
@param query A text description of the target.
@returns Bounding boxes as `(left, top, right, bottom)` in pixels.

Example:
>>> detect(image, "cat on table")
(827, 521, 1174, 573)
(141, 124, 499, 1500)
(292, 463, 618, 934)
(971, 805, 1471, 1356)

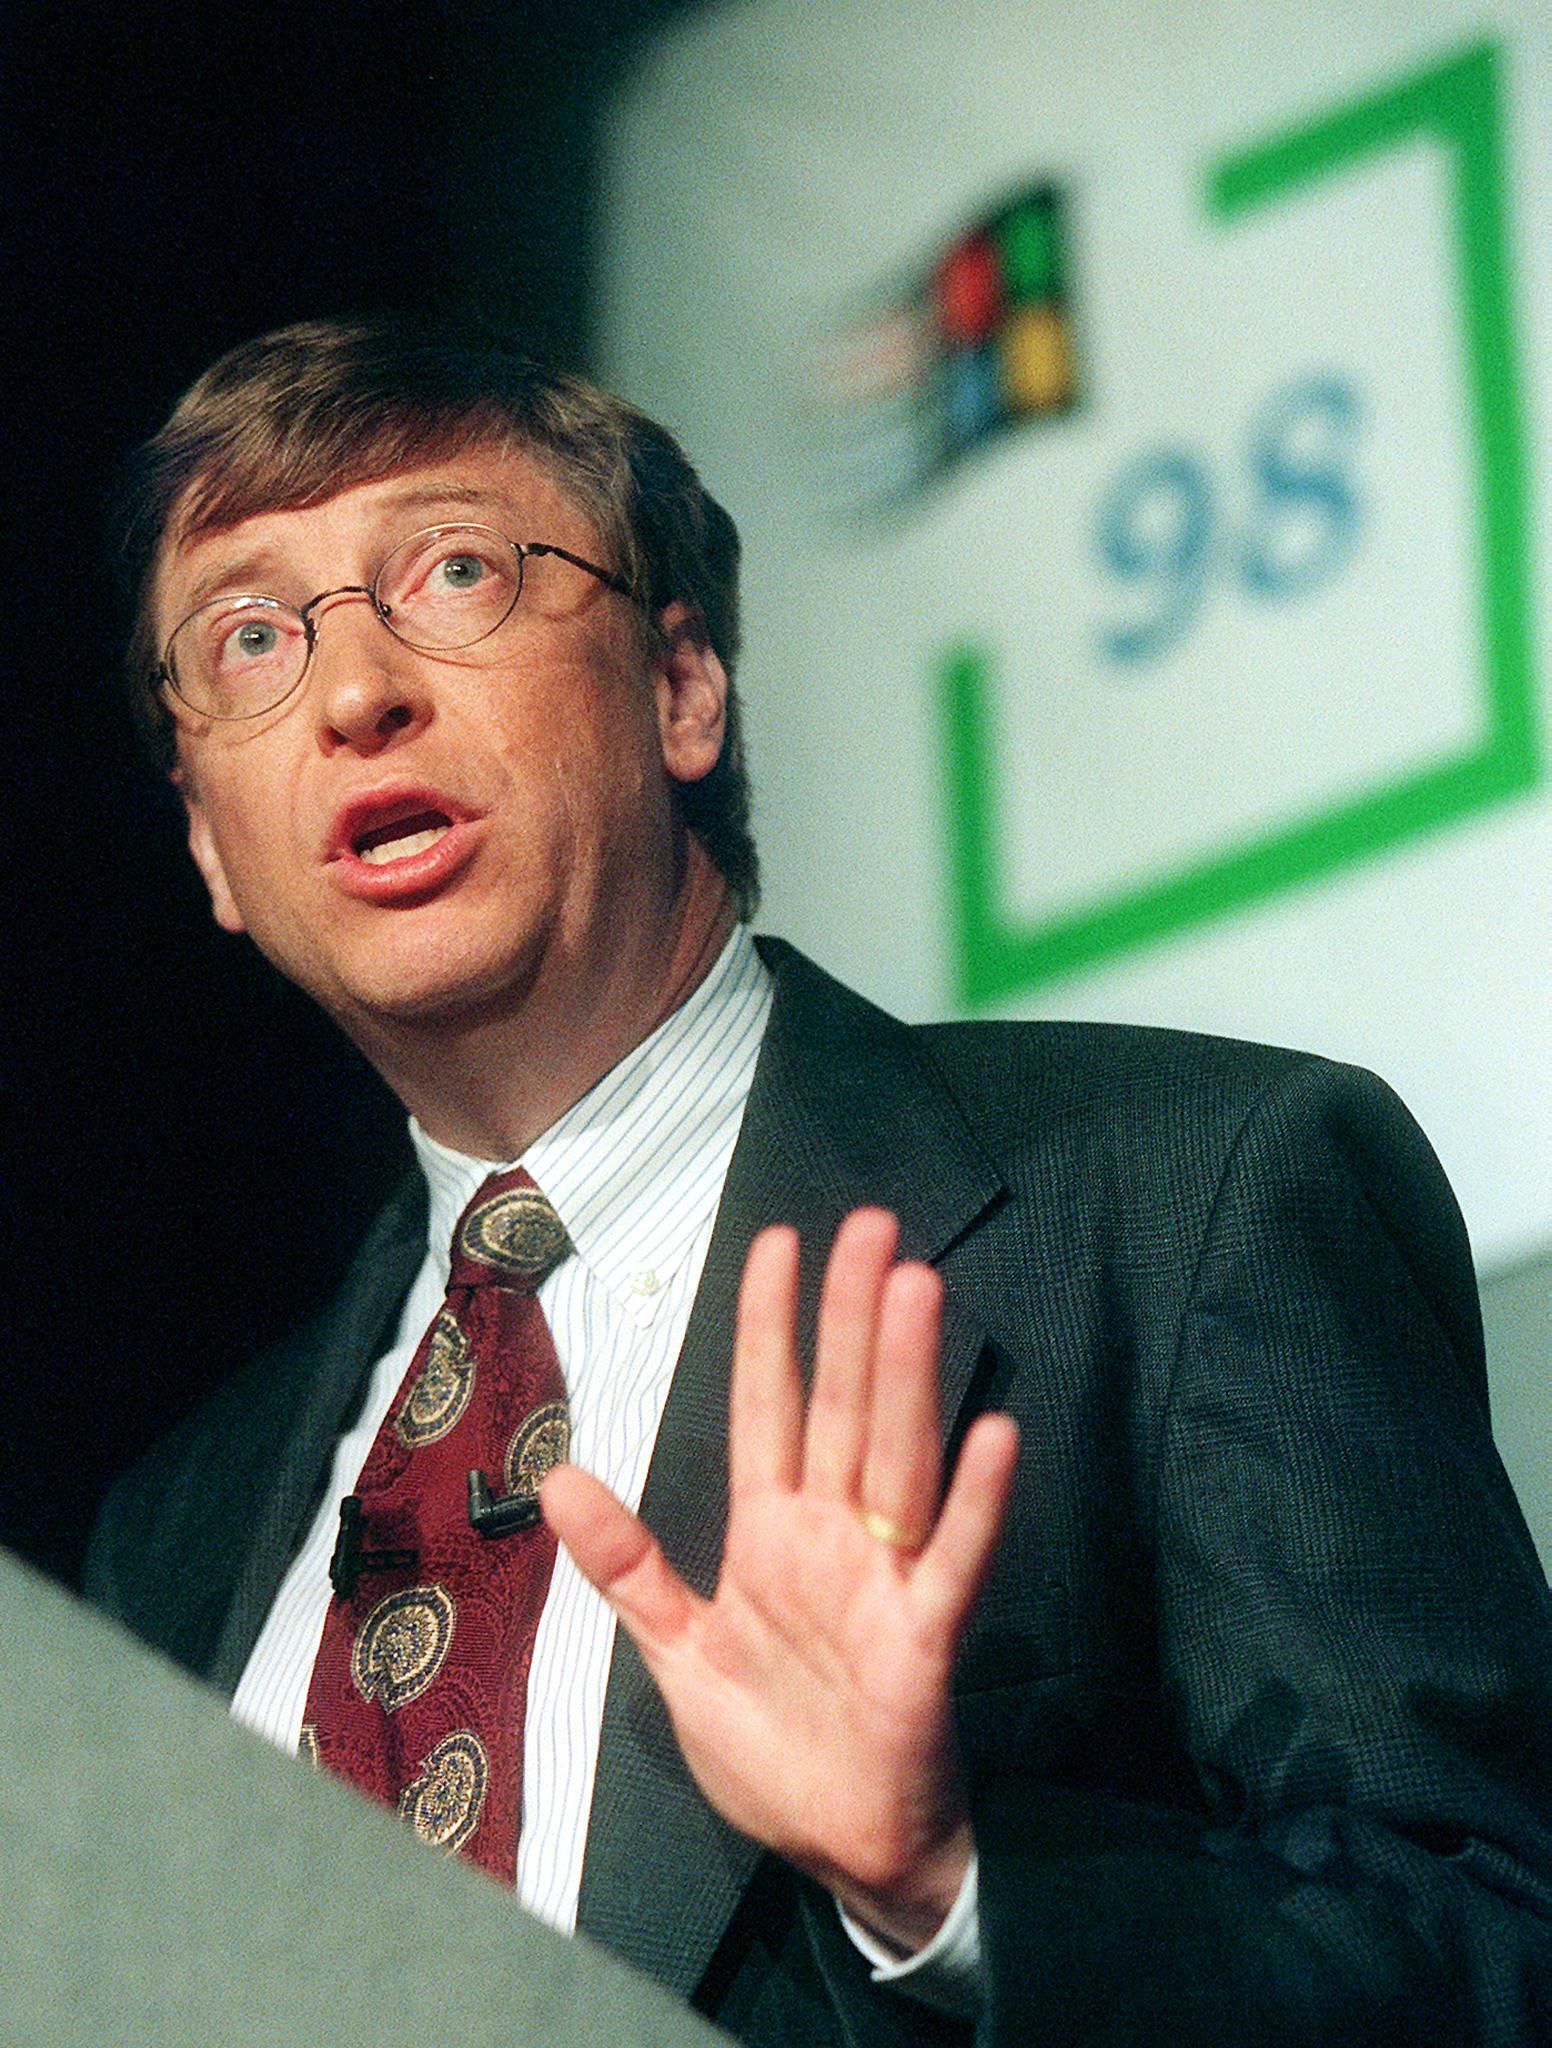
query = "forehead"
(153, 443, 600, 633)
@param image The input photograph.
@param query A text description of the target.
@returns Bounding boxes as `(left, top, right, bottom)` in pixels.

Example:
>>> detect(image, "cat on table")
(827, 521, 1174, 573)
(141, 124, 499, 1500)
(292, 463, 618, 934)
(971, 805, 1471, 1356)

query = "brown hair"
(116, 316, 757, 914)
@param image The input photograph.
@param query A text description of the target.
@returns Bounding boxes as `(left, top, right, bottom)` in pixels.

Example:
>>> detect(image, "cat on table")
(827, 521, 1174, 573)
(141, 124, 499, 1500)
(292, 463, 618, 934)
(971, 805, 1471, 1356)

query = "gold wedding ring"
(860, 1508, 919, 1552)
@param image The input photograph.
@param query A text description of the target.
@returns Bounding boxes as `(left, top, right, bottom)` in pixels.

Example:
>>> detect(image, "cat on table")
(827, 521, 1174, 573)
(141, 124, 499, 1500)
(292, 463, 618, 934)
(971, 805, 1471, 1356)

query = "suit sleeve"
(970, 1059, 1552, 2046)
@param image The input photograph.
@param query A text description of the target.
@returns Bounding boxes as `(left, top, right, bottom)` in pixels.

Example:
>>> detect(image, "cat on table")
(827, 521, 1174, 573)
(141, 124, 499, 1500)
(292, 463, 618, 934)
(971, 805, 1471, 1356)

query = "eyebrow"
(179, 546, 290, 614)
(371, 481, 509, 514)
(173, 481, 518, 613)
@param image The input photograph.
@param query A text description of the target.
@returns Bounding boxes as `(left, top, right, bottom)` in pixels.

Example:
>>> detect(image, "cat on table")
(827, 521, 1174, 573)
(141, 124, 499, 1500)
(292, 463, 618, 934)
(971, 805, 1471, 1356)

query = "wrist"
(832, 1818, 975, 1956)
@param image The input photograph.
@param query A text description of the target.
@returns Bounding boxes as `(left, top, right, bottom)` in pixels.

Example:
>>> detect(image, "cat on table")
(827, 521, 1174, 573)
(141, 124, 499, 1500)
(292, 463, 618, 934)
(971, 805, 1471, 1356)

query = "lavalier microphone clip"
(466, 1467, 543, 1537)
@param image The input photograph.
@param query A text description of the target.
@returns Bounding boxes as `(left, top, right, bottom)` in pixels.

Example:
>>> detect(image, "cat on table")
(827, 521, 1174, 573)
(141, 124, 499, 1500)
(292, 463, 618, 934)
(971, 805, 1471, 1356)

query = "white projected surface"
(601, 0, 1552, 1274)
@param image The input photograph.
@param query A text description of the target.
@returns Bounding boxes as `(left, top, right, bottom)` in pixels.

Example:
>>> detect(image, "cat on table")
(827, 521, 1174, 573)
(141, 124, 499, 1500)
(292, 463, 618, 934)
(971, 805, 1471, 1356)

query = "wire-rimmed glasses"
(158, 524, 638, 721)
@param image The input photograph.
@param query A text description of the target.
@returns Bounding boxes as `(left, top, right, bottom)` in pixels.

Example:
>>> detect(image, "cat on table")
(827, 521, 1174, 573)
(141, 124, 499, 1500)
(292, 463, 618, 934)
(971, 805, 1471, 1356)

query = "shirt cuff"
(835, 1851, 983, 2020)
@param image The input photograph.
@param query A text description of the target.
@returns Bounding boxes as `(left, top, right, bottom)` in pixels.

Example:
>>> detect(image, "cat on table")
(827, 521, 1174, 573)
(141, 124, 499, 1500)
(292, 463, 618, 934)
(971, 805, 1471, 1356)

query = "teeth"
(359, 825, 450, 866)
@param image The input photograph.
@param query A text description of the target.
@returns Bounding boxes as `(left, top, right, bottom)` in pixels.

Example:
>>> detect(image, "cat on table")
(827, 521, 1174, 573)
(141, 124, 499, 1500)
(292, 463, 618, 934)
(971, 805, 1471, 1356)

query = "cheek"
(211, 785, 291, 879)
(573, 712, 667, 845)
(190, 762, 312, 925)
(500, 668, 663, 834)
(546, 751, 643, 870)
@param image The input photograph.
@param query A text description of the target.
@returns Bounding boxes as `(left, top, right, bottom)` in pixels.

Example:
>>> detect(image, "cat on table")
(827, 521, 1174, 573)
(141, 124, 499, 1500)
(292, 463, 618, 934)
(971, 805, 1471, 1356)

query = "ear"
(652, 602, 729, 786)
(172, 764, 248, 935)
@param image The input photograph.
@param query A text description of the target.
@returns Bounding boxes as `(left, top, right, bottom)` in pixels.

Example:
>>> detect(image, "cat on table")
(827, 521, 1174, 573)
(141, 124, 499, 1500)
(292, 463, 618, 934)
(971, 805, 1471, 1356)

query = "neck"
(347, 847, 739, 1161)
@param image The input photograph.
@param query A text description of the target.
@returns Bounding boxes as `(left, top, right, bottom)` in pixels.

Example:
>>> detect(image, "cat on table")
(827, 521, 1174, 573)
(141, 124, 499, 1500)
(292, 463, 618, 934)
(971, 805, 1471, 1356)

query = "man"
(90, 317, 1552, 2045)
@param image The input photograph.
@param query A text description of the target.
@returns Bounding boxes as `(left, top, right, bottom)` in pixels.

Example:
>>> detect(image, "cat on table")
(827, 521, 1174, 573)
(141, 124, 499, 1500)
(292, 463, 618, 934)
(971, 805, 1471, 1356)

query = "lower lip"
(328, 818, 483, 904)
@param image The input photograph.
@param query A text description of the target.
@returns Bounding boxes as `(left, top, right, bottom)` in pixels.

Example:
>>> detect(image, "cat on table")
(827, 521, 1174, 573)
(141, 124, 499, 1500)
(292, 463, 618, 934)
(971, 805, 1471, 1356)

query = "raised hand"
(540, 1208, 1019, 1952)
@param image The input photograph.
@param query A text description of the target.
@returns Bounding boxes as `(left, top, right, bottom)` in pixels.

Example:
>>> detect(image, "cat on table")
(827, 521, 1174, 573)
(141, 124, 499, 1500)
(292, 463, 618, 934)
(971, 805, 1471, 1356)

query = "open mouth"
(353, 809, 453, 865)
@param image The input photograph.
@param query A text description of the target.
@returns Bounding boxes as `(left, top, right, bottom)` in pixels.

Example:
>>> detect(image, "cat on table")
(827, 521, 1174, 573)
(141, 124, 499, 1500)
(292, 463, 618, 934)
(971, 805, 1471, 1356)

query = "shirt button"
(631, 1268, 661, 1298)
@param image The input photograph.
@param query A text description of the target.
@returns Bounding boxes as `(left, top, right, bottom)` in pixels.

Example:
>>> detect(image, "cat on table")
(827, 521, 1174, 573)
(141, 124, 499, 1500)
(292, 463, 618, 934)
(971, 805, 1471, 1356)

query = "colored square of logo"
(935, 235, 1004, 347)
(997, 193, 1064, 300)
(940, 343, 1004, 451)
(999, 304, 1075, 414)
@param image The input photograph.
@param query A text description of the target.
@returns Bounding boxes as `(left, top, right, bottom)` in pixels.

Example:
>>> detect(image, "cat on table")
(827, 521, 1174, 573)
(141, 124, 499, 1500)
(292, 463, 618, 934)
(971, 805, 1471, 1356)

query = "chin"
(330, 946, 548, 1033)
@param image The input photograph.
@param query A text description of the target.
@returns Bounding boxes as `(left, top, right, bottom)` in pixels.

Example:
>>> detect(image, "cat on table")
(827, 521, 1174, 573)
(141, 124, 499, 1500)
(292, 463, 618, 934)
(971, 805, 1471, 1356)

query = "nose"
(305, 587, 433, 754)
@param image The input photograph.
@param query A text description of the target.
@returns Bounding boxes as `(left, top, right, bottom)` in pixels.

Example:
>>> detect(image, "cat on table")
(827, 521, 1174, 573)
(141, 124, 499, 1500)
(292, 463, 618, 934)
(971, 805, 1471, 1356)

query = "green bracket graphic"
(942, 40, 1539, 1007)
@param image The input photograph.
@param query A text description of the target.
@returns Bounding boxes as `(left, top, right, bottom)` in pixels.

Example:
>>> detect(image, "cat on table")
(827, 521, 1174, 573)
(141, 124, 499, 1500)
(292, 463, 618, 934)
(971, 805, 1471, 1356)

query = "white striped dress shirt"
(230, 922, 979, 2010)
(231, 925, 773, 1932)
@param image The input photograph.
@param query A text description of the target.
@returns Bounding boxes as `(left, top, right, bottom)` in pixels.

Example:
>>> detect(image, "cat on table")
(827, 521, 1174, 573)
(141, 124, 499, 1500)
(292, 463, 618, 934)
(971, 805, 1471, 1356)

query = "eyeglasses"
(157, 524, 638, 722)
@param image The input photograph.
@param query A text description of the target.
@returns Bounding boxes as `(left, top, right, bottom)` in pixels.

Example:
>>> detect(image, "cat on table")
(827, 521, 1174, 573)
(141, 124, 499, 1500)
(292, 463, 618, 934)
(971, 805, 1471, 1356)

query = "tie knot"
(450, 1169, 571, 1289)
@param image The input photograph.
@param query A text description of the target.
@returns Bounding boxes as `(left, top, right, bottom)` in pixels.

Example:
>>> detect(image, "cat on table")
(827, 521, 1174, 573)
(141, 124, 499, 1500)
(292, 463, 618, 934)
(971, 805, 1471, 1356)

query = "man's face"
(156, 445, 727, 1043)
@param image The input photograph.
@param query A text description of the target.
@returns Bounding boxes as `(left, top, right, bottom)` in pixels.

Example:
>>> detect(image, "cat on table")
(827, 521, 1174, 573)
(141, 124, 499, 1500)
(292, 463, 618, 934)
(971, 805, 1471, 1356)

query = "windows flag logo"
(813, 184, 1078, 516)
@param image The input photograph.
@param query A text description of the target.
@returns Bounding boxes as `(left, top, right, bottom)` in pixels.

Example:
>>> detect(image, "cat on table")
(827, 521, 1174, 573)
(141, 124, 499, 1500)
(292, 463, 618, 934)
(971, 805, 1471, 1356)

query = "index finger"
(729, 1223, 805, 1499)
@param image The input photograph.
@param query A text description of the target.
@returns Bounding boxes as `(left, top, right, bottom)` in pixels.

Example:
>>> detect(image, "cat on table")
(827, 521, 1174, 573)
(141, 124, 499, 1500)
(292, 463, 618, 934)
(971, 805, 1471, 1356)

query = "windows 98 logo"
(810, 43, 1536, 1004)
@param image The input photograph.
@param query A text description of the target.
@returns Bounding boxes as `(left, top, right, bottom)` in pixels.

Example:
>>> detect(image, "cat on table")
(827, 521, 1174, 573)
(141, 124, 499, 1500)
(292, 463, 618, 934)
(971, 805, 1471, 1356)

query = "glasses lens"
(375, 525, 523, 651)
(166, 598, 309, 719)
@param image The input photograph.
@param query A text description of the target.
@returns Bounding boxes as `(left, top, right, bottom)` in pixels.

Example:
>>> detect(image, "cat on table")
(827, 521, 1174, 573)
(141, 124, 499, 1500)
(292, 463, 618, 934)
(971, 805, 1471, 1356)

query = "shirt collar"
(411, 925, 772, 1315)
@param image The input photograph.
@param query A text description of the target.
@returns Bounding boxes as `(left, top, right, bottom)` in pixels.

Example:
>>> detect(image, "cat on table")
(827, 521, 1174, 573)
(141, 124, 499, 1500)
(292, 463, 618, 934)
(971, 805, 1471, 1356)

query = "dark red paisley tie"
(302, 1167, 571, 1882)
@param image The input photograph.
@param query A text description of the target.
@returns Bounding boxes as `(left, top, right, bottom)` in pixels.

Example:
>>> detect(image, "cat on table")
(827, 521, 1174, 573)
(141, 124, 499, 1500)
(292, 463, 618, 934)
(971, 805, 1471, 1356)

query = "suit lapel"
(575, 939, 1003, 1997)
(208, 1175, 428, 1691)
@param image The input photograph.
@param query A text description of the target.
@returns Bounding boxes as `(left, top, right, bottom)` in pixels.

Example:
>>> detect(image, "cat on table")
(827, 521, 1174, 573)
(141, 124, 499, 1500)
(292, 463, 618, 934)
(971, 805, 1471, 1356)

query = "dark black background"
(4, 0, 692, 1582)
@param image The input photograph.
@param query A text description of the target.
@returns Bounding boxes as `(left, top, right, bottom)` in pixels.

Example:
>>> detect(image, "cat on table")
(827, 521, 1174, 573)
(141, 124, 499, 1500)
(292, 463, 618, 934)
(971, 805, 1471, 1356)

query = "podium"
(1, 1549, 728, 2047)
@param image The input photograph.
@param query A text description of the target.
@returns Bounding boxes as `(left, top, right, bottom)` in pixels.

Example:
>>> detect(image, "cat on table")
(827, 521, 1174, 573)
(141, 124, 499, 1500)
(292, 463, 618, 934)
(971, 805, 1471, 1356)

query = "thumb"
(541, 1463, 698, 1645)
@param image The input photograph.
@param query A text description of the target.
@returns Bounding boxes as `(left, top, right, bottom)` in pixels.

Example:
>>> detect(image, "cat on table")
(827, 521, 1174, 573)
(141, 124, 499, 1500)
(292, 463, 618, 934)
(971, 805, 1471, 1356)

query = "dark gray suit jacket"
(88, 939, 1552, 2045)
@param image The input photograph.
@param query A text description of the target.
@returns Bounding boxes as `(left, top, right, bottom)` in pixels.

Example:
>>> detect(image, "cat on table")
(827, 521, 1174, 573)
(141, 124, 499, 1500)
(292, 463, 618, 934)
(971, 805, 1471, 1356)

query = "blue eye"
(432, 553, 487, 591)
(231, 619, 281, 659)
(375, 526, 521, 648)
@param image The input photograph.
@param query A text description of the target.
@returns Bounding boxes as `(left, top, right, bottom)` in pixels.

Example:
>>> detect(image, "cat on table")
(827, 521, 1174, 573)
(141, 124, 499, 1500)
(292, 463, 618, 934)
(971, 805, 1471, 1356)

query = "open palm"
(541, 1208, 1019, 1951)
